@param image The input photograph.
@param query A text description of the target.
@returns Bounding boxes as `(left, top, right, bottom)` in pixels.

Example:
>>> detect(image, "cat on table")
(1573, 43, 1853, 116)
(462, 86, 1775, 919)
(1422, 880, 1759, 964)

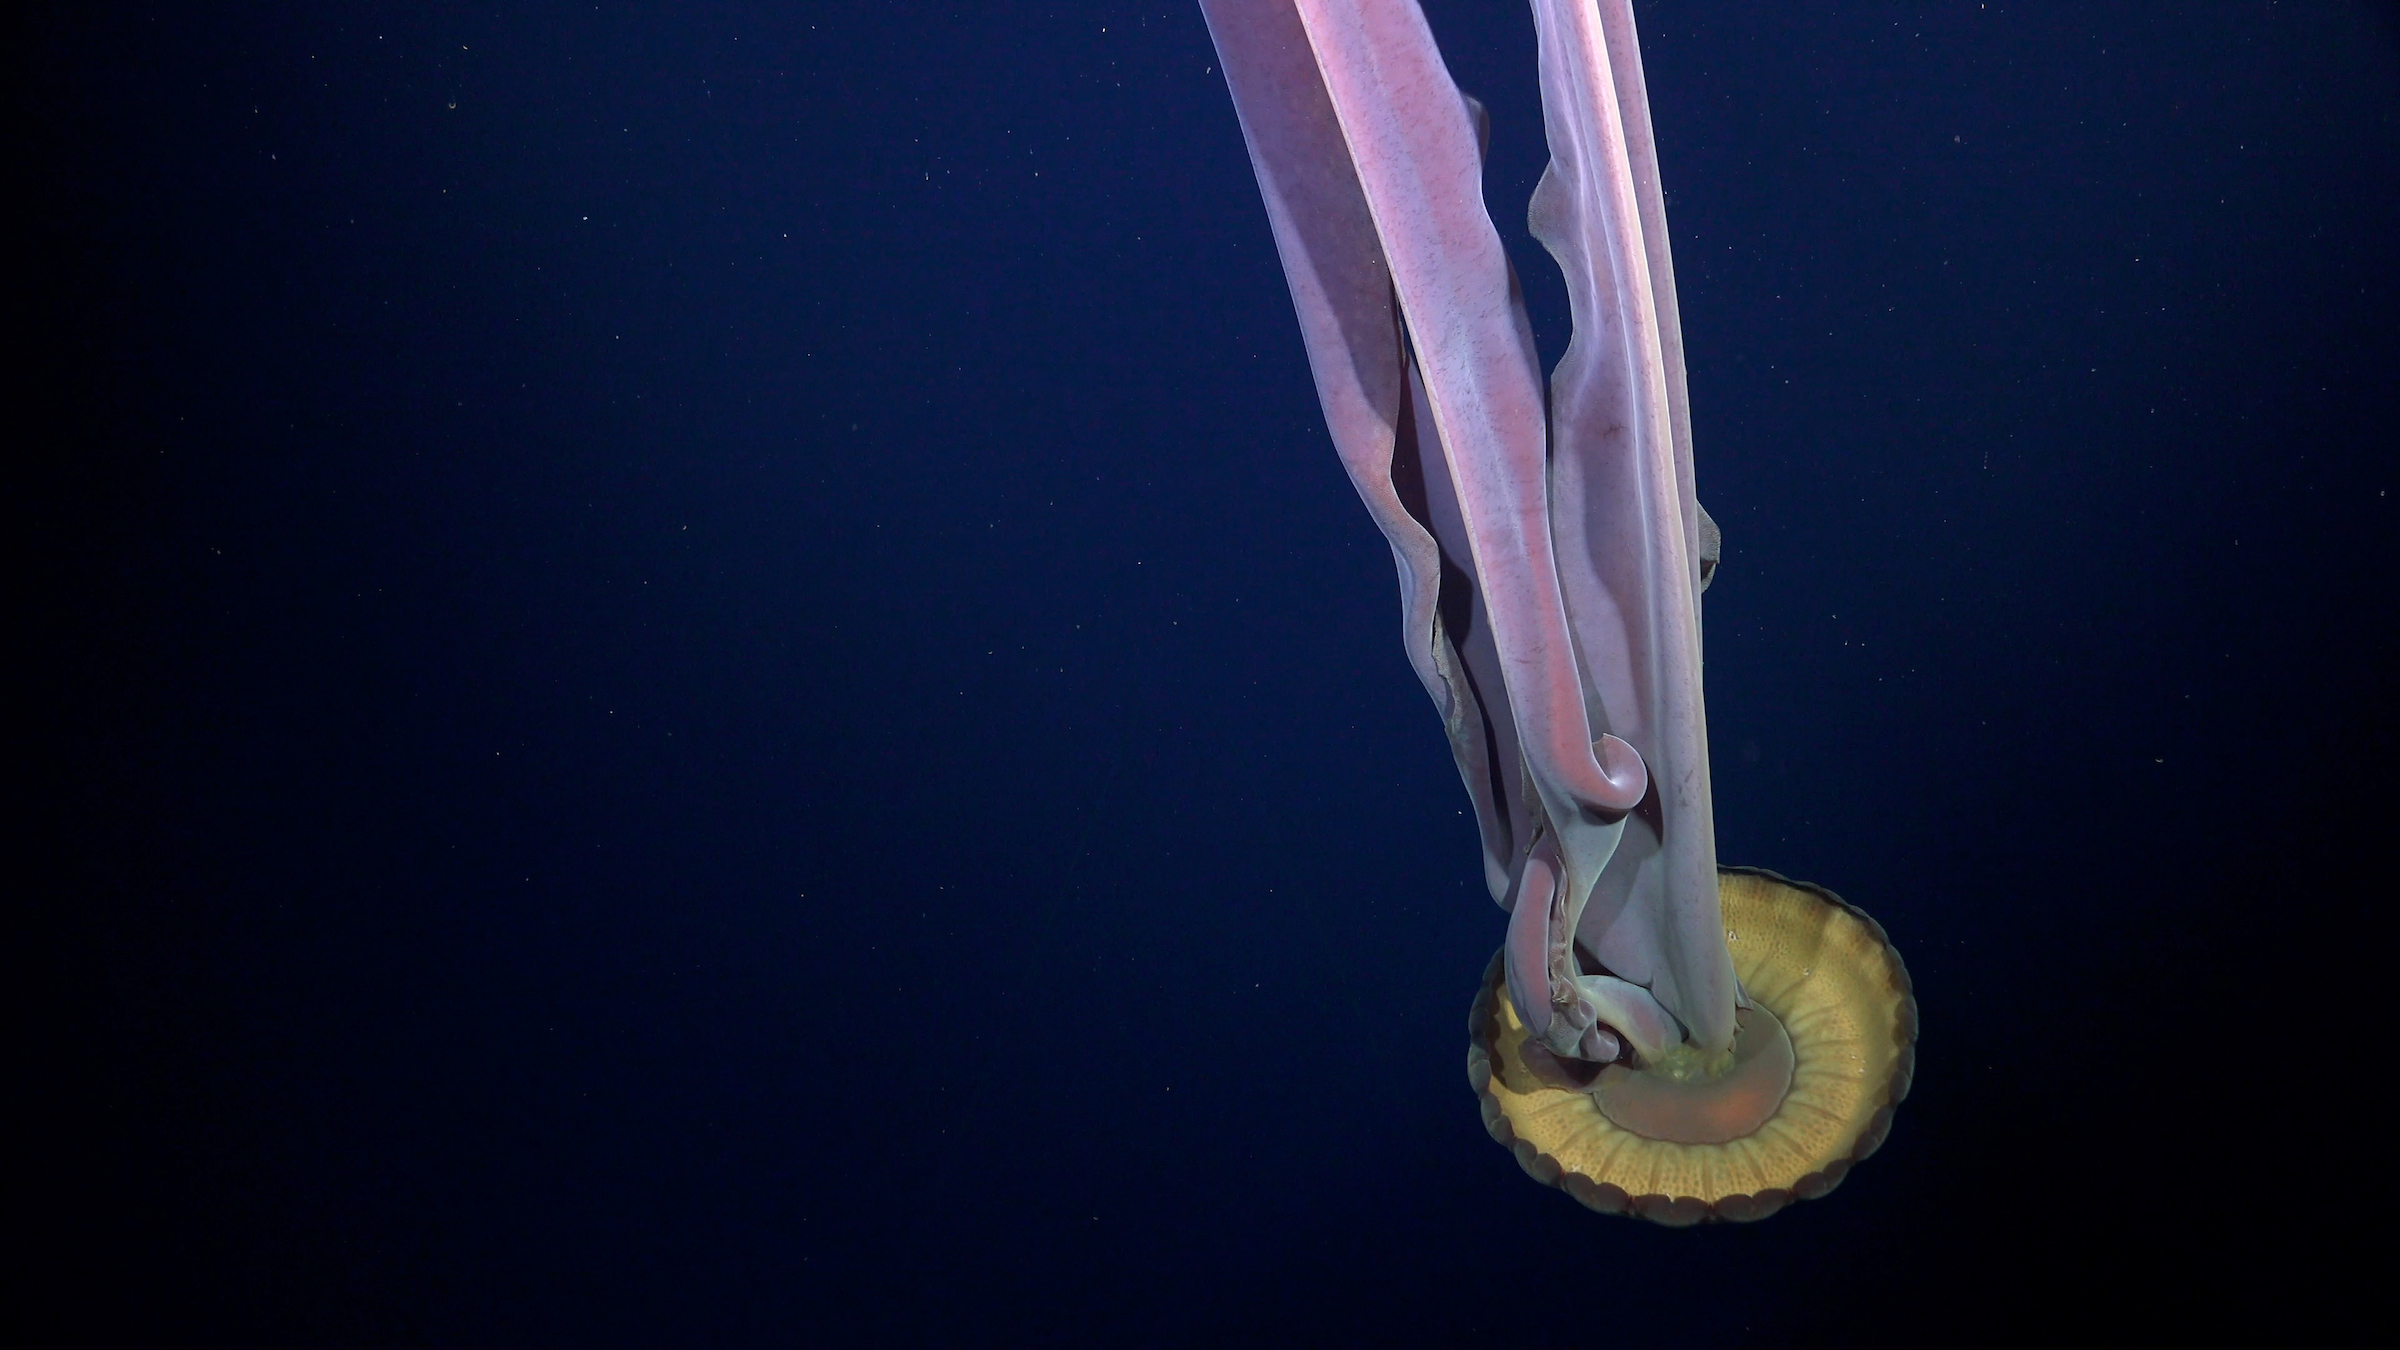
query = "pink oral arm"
(1527, 0, 1737, 1053)
(1200, 0, 1525, 898)
(1202, 1, 1734, 1063)
(1284, 0, 1645, 826)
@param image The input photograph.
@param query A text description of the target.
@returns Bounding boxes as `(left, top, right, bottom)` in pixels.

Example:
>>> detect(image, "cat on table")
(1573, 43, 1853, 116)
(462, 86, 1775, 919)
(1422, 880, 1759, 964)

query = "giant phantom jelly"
(1200, 0, 1916, 1222)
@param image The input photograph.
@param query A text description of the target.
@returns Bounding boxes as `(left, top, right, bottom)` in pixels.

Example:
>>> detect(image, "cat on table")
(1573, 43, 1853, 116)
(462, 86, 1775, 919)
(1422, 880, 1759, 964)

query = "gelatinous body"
(1200, 0, 1912, 1219)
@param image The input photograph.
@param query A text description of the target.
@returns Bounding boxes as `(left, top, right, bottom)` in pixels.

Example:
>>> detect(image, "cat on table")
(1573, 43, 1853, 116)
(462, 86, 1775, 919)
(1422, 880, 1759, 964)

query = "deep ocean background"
(27, 2, 2398, 1343)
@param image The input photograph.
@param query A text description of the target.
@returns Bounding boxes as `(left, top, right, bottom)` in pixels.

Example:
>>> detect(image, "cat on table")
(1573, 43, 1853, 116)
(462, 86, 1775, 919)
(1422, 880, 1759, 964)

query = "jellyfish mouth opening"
(1586, 1005, 1795, 1145)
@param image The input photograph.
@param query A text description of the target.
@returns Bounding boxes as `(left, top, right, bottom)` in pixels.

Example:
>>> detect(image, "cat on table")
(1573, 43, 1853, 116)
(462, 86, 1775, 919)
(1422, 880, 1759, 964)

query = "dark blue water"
(31, 2, 2395, 1342)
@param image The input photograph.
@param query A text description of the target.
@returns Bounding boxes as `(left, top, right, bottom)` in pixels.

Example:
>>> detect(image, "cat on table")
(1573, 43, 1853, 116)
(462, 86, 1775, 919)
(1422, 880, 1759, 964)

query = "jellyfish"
(1199, 0, 1916, 1223)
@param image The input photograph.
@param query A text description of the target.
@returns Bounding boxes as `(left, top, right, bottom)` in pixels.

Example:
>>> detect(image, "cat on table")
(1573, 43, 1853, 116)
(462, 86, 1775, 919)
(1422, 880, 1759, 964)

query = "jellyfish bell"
(1470, 869, 1916, 1226)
